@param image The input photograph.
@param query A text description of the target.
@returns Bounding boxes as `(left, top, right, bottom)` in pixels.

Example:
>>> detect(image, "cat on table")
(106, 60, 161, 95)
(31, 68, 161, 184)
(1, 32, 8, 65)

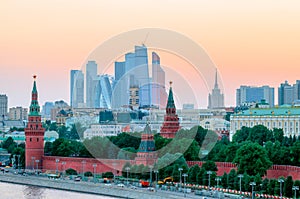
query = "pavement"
(0, 170, 217, 199)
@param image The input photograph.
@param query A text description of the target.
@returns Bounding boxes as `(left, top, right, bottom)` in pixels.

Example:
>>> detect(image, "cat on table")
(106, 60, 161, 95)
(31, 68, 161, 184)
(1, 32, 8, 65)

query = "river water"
(0, 182, 117, 199)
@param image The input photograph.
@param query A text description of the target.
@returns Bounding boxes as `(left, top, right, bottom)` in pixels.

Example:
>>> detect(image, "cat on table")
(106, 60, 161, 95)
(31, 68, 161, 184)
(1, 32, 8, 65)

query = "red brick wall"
(187, 161, 300, 180)
(42, 156, 135, 175)
(41, 157, 300, 180)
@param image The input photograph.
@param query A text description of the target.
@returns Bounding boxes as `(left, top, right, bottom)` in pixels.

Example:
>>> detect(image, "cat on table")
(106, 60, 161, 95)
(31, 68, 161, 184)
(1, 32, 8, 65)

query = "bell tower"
(25, 75, 45, 170)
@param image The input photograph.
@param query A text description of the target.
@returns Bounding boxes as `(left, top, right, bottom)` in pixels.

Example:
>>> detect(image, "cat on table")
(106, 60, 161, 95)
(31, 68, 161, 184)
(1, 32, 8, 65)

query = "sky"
(1, 0, 300, 108)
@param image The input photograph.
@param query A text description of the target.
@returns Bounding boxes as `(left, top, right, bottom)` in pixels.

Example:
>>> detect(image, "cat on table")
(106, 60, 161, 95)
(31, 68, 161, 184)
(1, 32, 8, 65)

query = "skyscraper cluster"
(113, 45, 166, 109)
(70, 61, 113, 109)
(70, 45, 166, 109)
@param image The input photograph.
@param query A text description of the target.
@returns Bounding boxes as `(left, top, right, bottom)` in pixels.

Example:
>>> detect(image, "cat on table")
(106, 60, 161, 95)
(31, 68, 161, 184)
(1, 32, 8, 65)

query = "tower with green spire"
(160, 81, 180, 138)
(25, 75, 45, 170)
(135, 123, 158, 165)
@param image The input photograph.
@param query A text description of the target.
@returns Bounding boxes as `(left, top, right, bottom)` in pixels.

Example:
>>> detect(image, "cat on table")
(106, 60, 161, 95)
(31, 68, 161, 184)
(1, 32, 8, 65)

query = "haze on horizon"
(1, 0, 300, 108)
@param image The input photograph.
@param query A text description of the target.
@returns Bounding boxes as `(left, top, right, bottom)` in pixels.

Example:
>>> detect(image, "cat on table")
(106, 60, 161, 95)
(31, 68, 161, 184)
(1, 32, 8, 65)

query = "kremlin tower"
(25, 76, 45, 170)
(135, 124, 157, 165)
(160, 81, 180, 138)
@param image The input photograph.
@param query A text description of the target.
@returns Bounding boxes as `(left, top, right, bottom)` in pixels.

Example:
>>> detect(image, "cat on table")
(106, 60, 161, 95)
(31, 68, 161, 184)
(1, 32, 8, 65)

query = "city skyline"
(1, 1, 300, 108)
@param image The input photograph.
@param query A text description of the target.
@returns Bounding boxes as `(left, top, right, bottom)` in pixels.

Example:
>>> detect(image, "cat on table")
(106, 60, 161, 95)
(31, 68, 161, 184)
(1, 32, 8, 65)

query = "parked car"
(117, 183, 125, 188)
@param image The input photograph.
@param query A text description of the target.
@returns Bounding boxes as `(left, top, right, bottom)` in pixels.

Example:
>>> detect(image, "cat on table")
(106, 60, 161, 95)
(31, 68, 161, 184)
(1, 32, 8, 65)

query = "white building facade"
(230, 106, 300, 140)
(83, 124, 122, 139)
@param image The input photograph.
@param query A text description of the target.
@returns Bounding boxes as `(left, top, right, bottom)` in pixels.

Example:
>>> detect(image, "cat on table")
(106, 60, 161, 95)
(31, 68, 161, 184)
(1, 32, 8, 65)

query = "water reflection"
(0, 182, 115, 199)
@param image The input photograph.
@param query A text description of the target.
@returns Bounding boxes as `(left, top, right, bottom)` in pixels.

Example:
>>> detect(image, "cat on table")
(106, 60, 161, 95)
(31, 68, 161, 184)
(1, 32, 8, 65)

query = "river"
(0, 182, 117, 199)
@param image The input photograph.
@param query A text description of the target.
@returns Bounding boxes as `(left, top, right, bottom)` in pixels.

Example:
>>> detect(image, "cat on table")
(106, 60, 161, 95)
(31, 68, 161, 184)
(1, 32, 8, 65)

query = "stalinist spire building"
(208, 69, 224, 109)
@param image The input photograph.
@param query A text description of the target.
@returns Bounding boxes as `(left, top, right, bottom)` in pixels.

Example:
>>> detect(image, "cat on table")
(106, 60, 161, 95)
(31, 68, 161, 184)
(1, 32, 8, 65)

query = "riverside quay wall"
(41, 156, 300, 180)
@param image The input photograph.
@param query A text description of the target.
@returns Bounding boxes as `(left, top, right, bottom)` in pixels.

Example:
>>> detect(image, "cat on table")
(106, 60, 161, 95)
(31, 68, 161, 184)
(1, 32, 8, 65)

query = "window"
(37, 138, 39, 142)
(30, 138, 32, 142)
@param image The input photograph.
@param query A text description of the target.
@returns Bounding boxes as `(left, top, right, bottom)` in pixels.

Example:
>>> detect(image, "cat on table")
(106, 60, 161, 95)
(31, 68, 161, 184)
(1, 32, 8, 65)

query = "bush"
(84, 171, 93, 177)
(65, 168, 77, 175)
(102, 172, 114, 178)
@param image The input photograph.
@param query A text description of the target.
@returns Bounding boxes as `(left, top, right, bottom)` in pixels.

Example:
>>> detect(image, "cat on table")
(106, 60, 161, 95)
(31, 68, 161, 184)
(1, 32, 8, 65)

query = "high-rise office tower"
(278, 80, 300, 105)
(70, 70, 84, 108)
(236, 85, 274, 107)
(151, 52, 167, 109)
(94, 75, 113, 109)
(0, 94, 8, 120)
(85, 61, 98, 108)
(113, 61, 129, 108)
(134, 45, 150, 108)
(208, 70, 224, 109)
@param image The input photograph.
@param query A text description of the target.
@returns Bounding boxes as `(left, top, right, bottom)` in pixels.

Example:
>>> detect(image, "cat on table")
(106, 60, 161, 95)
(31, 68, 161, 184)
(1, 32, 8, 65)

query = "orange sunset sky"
(1, 0, 300, 108)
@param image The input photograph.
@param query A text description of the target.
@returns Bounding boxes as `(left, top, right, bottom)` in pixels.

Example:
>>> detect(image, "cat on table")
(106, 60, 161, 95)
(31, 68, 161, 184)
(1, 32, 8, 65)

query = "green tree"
(65, 168, 77, 175)
(232, 126, 251, 143)
(221, 172, 228, 188)
(188, 164, 201, 184)
(247, 125, 273, 145)
(284, 176, 293, 197)
(2, 137, 16, 150)
(44, 141, 53, 155)
(233, 142, 272, 176)
(290, 141, 300, 166)
(273, 128, 284, 143)
(227, 169, 237, 189)
(84, 171, 93, 177)
(202, 160, 218, 171)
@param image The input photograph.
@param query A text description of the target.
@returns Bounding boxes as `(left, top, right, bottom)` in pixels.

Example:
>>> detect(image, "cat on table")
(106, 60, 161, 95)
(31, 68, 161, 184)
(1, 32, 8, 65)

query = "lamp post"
(238, 174, 244, 196)
(278, 178, 284, 199)
(178, 168, 183, 191)
(61, 161, 66, 178)
(149, 165, 153, 186)
(17, 155, 20, 172)
(35, 160, 40, 173)
(292, 186, 299, 199)
(216, 177, 221, 188)
(92, 163, 97, 183)
(250, 182, 256, 199)
(154, 170, 159, 192)
(31, 156, 35, 171)
(81, 160, 86, 178)
(182, 173, 188, 197)
(125, 167, 130, 187)
(207, 171, 213, 191)
(55, 158, 59, 174)
(215, 177, 221, 199)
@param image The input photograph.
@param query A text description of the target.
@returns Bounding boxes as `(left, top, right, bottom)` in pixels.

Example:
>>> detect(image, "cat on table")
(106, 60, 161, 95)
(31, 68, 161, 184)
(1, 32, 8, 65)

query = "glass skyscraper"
(70, 70, 84, 108)
(85, 61, 98, 108)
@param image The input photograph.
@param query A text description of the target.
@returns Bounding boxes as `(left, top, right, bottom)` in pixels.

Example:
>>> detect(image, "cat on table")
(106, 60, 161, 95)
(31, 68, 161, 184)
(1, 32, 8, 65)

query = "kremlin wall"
(25, 77, 300, 181)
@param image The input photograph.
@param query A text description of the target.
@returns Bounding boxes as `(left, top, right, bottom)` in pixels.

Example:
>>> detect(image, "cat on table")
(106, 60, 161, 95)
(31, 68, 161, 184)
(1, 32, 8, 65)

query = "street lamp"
(81, 160, 86, 178)
(154, 170, 159, 192)
(149, 165, 153, 186)
(31, 156, 35, 171)
(292, 186, 299, 199)
(92, 163, 97, 183)
(215, 177, 221, 188)
(182, 173, 188, 197)
(16, 155, 20, 172)
(125, 167, 130, 186)
(238, 174, 244, 196)
(178, 168, 183, 191)
(278, 178, 284, 199)
(250, 182, 256, 199)
(207, 171, 213, 190)
(55, 158, 59, 174)
(61, 161, 66, 178)
(35, 160, 40, 173)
